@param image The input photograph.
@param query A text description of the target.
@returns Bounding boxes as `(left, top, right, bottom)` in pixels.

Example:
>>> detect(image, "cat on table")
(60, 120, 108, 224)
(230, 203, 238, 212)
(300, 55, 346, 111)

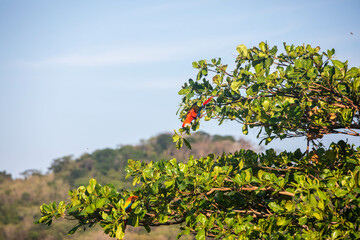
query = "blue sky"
(1, 0, 359, 178)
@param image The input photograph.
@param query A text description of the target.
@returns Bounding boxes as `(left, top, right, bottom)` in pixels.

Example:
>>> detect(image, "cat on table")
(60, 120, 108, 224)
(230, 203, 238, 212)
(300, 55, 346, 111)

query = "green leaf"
(268, 202, 283, 212)
(307, 68, 317, 78)
(41, 204, 52, 213)
(328, 48, 335, 57)
(116, 223, 125, 240)
(317, 200, 324, 210)
(245, 169, 251, 182)
(67, 205, 80, 214)
(184, 138, 192, 149)
(239, 159, 244, 170)
(276, 217, 287, 226)
(331, 230, 340, 240)
(254, 63, 263, 74)
(164, 180, 174, 188)
(177, 181, 186, 190)
(178, 88, 191, 95)
(87, 178, 97, 194)
(38, 215, 51, 224)
(347, 67, 360, 78)
(298, 216, 307, 225)
(85, 204, 94, 214)
(130, 215, 139, 227)
(196, 229, 206, 240)
(332, 60, 344, 69)
(258, 170, 265, 179)
(313, 212, 323, 220)
(196, 71, 202, 80)
(269, 46, 278, 55)
(242, 125, 248, 135)
(212, 75, 220, 85)
(95, 198, 107, 209)
(264, 58, 274, 70)
(178, 229, 191, 239)
(172, 131, 180, 142)
(285, 201, 294, 212)
(144, 225, 151, 233)
(186, 91, 195, 100)
(201, 68, 208, 76)
(233, 173, 242, 185)
(231, 80, 242, 93)
(176, 138, 183, 149)
(79, 208, 87, 216)
(335, 189, 348, 197)
(246, 84, 259, 96)
(259, 42, 266, 52)
(196, 214, 207, 226)
(236, 44, 248, 57)
(68, 224, 81, 235)
(151, 182, 159, 194)
(101, 212, 109, 220)
(263, 100, 270, 111)
(159, 214, 168, 223)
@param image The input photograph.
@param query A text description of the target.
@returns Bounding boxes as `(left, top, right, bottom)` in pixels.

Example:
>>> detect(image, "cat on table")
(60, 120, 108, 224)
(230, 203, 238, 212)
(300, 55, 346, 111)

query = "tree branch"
(206, 186, 295, 197)
(139, 219, 185, 226)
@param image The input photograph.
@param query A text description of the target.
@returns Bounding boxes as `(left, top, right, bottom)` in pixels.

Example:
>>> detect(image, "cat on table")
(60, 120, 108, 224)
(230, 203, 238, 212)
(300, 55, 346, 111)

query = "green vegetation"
(0, 132, 250, 240)
(36, 42, 360, 239)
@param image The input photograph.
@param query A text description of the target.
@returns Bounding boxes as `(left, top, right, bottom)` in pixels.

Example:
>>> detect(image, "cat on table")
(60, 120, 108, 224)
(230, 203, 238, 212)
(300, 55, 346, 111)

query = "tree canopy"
(174, 42, 359, 148)
(37, 42, 360, 239)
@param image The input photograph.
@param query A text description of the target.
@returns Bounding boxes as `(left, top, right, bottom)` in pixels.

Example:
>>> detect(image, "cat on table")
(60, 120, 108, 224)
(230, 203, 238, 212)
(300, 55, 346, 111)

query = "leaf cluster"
(37, 141, 360, 239)
(177, 42, 360, 145)
(36, 178, 140, 239)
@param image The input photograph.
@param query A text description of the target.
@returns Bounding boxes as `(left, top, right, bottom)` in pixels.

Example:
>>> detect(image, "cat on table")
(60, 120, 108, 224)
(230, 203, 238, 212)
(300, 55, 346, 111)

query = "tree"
(48, 155, 73, 173)
(0, 171, 12, 184)
(20, 169, 42, 179)
(37, 42, 360, 239)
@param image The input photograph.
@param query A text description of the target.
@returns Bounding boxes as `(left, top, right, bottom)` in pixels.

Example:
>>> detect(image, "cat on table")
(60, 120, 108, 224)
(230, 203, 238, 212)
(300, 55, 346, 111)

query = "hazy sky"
(1, 0, 359, 178)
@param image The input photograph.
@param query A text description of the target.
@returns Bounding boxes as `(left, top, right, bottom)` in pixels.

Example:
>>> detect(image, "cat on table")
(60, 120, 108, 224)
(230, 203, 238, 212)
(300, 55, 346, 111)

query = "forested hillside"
(0, 132, 258, 240)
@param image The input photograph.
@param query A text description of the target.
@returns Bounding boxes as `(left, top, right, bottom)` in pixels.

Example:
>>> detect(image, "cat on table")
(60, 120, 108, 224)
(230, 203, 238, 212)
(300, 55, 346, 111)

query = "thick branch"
(206, 186, 295, 197)
(257, 166, 301, 171)
(139, 219, 185, 226)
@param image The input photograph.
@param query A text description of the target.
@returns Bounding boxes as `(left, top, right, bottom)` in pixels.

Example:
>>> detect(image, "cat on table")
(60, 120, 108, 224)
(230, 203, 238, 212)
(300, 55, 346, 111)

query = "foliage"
(0, 203, 22, 225)
(0, 132, 238, 240)
(49, 156, 74, 173)
(212, 134, 235, 142)
(0, 171, 12, 184)
(37, 142, 360, 239)
(36, 43, 360, 239)
(174, 42, 359, 147)
(20, 169, 43, 179)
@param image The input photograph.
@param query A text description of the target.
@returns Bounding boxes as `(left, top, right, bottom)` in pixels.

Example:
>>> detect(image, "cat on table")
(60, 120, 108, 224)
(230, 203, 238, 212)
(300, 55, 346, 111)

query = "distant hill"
(0, 132, 259, 240)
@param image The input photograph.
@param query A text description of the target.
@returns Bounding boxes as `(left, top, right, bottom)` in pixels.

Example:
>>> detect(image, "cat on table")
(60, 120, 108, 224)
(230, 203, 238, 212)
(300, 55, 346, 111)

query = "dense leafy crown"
(37, 43, 360, 240)
(175, 42, 359, 147)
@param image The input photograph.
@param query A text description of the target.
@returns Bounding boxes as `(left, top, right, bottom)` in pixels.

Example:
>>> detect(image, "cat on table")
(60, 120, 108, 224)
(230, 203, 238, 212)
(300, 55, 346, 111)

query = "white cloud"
(17, 45, 186, 67)
(14, 43, 213, 68)
(13, 27, 298, 68)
